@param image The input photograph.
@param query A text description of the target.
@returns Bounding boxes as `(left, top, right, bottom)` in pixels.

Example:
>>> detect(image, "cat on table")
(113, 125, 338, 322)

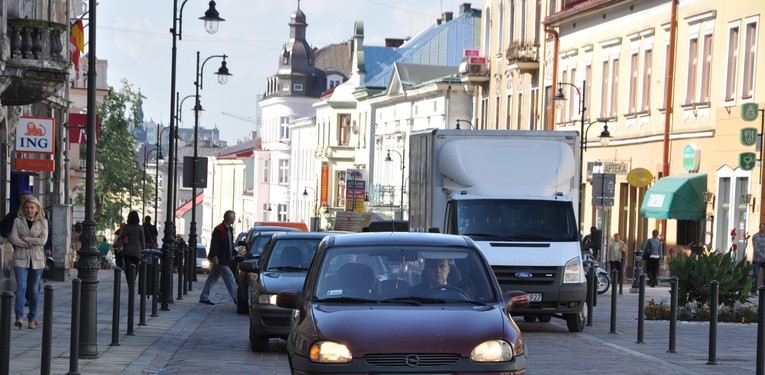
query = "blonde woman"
(8, 197, 49, 329)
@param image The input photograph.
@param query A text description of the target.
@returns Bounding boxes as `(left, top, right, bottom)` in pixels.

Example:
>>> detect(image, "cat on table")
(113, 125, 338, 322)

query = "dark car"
(276, 232, 529, 374)
(238, 231, 332, 351)
(235, 230, 289, 314)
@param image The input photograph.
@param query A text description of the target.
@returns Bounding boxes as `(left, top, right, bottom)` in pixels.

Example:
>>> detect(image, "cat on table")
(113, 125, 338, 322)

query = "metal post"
(757, 285, 765, 375)
(68, 279, 81, 375)
(77, 0, 100, 358)
(139, 260, 147, 326)
(631, 250, 643, 293)
(41, 285, 54, 375)
(110, 268, 121, 346)
(586, 267, 594, 326)
(1, 291, 13, 375)
(187, 50, 202, 309)
(150, 252, 159, 317)
(609, 268, 617, 334)
(707, 280, 719, 365)
(637, 274, 645, 344)
(126, 264, 136, 336)
(177, 244, 184, 300)
(669, 276, 678, 353)
(577, 80, 587, 228)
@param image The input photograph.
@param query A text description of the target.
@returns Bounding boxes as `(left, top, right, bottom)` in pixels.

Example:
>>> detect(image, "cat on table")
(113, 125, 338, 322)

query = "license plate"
(527, 293, 542, 302)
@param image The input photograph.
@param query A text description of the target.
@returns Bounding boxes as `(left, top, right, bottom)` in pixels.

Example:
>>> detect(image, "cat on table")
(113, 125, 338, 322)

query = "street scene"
(1, 0, 765, 374)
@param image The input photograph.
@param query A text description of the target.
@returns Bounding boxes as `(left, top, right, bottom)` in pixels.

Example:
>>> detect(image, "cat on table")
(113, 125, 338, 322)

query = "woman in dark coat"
(114, 211, 145, 285)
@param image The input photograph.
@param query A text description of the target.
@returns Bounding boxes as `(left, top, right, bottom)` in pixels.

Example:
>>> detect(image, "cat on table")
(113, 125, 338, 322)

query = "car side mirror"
(427, 227, 440, 233)
(238, 259, 260, 273)
(503, 290, 530, 312)
(276, 289, 303, 309)
(236, 240, 246, 246)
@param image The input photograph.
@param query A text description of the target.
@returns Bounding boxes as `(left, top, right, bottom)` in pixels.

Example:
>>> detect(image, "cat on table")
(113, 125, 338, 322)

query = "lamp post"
(303, 187, 319, 231)
(455, 119, 473, 129)
(142, 147, 160, 219)
(188, 51, 232, 275)
(385, 149, 406, 220)
(162, 0, 224, 311)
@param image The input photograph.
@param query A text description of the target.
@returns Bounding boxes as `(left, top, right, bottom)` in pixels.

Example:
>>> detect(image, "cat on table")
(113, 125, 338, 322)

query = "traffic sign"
(591, 173, 615, 207)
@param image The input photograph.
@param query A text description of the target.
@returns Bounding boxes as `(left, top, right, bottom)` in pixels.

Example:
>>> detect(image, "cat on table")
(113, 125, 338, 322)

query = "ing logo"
(24, 122, 46, 137)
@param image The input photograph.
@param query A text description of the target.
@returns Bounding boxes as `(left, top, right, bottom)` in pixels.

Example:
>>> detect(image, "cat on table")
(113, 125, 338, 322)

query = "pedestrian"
(608, 233, 627, 287)
(1, 189, 34, 282)
(8, 197, 49, 329)
(750, 223, 765, 294)
(143, 215, 158, 249)
(112, 221, 126, 269)
(97, 237, 111, 269)
(199, 210, 238, 306)
(114, 211, 145, 285)
(642, 229, 663, 287)
(69, 221, 83, 276)
(581, 226, 602, 260)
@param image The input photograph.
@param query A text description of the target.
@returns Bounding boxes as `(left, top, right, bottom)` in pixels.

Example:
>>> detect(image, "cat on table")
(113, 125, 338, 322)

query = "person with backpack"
(114, 211, 145, 285)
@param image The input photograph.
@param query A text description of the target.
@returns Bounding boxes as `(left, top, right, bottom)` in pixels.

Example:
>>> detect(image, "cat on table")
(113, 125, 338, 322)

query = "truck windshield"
(453, 199, 578, 242)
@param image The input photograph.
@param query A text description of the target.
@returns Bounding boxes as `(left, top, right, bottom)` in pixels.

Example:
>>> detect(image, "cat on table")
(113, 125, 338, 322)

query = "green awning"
(640, 173, 707, 220)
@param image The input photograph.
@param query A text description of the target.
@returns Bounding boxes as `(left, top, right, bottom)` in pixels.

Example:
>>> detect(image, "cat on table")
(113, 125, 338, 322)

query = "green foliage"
(668, 251, 753, 306)
(90, 79, 145, 231)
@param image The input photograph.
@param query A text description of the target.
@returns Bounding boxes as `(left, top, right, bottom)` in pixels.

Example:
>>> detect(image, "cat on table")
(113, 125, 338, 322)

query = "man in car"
(409, 258, 451, 295)
(199, 210, 238, 306)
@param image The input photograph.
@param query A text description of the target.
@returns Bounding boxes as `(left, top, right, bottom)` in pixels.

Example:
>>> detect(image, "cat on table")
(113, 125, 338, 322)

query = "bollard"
(630, 250, 643, 293)
(151, 252, 159, 317)
(637, 274, 646, 344)
(707, 280, 719, 365)
(110, 268, 122, 346)
(1, 291, 13, 375)
(757, 285, 765, 375)
(41, 285, 54, 375)
(68, 278, 81, 375)
(126, 264, 136, 336)
(668, 276, 678, 353)
(186, 243, 193, 292)
(177, 246, 184, 301)
(610, 268, 618, 334)
(586, 266, 594, 326)
(139, 261, 147, 326)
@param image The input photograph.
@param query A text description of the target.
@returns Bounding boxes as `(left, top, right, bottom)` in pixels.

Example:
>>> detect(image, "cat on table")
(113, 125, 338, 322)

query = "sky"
(96, 0, 464, 144)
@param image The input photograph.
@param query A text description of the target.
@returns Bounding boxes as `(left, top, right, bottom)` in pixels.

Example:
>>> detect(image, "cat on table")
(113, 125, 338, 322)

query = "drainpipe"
(544, 28, 559, 131)
(660, 0, 678, 241)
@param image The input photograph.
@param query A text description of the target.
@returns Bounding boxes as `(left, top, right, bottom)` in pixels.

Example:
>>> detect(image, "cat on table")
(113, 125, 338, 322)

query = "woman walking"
(114, 211, 145, 285)
(8, 197, 49, 329)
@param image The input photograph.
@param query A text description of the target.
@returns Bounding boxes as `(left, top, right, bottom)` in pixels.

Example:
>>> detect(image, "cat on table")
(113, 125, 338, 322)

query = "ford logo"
(515, 272, 533, 278)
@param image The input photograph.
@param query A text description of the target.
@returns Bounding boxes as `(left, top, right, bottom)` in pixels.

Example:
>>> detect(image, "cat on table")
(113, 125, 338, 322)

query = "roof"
(544, 0, 621, 26)
(175, 192, 203, 217)
(217, 138, 259, 159)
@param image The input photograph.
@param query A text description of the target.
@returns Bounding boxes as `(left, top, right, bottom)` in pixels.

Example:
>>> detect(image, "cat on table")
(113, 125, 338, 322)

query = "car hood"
(309, 304, 510, 355)
(260, 272, 307, 293)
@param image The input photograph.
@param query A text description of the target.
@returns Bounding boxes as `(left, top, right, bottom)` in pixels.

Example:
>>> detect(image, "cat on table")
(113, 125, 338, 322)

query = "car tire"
(565, 302, 587, 332)
(538, 314, 552, 323)
(251, 334, 269, 352)
(522, 314, 537, 322)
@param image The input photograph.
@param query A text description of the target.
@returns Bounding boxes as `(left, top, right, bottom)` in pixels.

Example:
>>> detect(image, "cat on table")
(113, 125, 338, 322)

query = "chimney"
(385, 38, 405, 48)
(436, 18, 443, 25)
(443, 12, 454, 22)
(460, 3, 472, 14)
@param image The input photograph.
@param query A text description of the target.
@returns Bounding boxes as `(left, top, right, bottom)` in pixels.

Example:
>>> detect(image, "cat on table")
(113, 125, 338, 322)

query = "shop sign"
(682, 144, 700, 172)
(741, 103, 759, 122)
(740, 152, 756, 171)
(740, 127, 758, 146)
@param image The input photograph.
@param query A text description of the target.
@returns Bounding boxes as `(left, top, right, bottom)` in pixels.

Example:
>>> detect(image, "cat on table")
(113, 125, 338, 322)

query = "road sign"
(591, 173, 615, 207)
(741, 127, 758, 146)
(741, 103, 759, 122)
(739, 152, 756, 171)
(627, 168, 653, 188)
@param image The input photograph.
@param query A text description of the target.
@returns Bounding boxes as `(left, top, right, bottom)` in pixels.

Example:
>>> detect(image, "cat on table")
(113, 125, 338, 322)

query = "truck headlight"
(309, 341, 352, 363)
(470, 340, 514, 362)
(201, 260, 210, 268)
(257, 294, 277, 305)
(563, 256, 582, 283)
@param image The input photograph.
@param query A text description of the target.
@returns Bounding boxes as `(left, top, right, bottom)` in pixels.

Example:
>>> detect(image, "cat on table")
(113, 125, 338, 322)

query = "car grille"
(492, 265, 558, 286)
(363, 353, 461, 367)
(261, 317, 290, 327)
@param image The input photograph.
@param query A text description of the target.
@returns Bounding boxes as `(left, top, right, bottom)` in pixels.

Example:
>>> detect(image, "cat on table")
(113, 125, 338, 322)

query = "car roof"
(248, 225, 301, 233)
(269, 232, 333, 240)
(324, 232, 472, 247)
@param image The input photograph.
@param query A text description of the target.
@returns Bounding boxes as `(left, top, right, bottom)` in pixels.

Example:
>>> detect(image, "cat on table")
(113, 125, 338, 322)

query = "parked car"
(234, 230, 288, 314)
(238, 231, 332, 351)
(276, 232, 529, 374)
(195, 244, 210, 274)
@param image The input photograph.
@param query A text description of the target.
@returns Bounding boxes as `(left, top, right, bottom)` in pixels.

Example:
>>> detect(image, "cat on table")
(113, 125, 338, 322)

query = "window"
(700, 34, 712, 103)
(685, 37, 698, 104)
(338, 114, 350, 146)
(628, 53, 638, 114)
(279, 116, 290, 140)
(497, 0, 504, 56)
(336, 171, 346, 208)
(600, 60, 609, 118)
(277, 204, 288, 222)
(725, 24, 740, 101)
(568, 68, 577, 121)
(278, 159, 289, 185)
(263, 160, 270, 183)
(641, 50, 652, 111)
(685, 14, 715, 104)
(742, 20, 758, 99)
(610, 59, 619, 117)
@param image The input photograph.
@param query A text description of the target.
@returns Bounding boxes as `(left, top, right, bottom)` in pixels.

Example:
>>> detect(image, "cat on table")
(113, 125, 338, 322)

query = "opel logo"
(405, 354, 420, 367)
(515, 272, 533, 278)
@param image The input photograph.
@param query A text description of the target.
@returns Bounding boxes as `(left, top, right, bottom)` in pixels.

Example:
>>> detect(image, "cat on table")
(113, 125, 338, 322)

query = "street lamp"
(303, 187, 319, 231)
(455, 119, 473, 129)
(188, 51, 232, 276)
(385, 149, 406, 220)
(162, 0, 224, 311)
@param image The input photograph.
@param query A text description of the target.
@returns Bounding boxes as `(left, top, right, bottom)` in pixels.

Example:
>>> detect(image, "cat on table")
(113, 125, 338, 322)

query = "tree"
(85, 79, 147, 231)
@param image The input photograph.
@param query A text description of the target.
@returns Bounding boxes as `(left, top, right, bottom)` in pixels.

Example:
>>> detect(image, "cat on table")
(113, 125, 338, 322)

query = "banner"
(68, 113, 101, 143)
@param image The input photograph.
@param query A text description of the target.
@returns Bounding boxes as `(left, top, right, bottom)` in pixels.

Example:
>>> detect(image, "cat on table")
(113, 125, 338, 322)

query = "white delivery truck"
(409, 129, 587, 332)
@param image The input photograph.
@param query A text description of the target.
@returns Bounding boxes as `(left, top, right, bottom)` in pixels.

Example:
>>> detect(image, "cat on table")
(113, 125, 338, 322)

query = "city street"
(3, 270, 761, 374)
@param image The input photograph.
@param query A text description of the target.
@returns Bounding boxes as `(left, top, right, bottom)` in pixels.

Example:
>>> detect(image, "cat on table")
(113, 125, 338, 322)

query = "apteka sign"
(16, 116, 55, 154)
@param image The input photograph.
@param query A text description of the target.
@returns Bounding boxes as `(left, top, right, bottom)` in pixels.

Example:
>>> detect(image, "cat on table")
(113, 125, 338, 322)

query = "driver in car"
(409, 258, 451, 295)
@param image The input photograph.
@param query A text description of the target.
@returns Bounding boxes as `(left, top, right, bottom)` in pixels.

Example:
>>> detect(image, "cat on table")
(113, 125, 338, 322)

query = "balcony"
(459, 56, 489, 84)
(506, 41, 539, 73)
(1, 18, 69, 106)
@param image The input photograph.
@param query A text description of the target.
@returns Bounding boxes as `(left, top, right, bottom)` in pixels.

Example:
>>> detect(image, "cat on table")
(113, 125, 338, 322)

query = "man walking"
(642, 229, 663, 287)
(751, 223, 765, 294)
(199, 210, 238, 305)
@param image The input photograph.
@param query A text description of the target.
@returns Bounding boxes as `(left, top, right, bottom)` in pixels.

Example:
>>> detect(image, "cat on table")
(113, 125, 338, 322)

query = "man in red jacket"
(199, 210, 238, 305)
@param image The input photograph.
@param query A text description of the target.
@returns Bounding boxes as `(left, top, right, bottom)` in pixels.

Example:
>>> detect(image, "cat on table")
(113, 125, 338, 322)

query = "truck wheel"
(565, 303, 587, 332)
(538, 314, 552, 323)
(523, 314, 537, 322)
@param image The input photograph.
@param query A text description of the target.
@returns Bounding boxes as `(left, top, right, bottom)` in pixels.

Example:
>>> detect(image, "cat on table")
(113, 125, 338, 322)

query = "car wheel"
(565, 302, 587, 332)
(236, 283, 249, 315)
(523, 314, 537, 322)
(251, 334, 269, 352)
(538, 314, 552, 323)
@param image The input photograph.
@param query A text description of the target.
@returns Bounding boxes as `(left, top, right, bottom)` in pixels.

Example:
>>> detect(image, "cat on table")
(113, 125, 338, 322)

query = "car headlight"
(563, 256, 582, 283)
(201, 260, 210, 268)
(309, 341, 352, 363)
(470, 340, 514, 362)
(256, 294, 277, 305)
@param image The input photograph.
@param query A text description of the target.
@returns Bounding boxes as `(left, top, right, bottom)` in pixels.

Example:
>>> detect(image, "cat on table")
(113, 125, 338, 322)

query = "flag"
(69, 20, 85, 72)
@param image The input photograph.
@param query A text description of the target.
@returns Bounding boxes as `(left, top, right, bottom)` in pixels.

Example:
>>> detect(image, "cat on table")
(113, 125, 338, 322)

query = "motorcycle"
(582, 251, 610, 294)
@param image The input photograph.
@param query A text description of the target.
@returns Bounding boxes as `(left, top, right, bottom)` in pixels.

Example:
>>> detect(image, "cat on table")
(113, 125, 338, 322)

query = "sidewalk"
(5, 269, 212, 374)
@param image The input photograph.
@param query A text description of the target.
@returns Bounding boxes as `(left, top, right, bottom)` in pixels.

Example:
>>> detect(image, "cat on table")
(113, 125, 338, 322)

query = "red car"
(277, 232, 529, 374)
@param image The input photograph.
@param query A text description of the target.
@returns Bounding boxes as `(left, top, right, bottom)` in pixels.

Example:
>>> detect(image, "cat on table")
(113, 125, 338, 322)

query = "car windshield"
(454, 199, 578, 242)
(247, 232, 281, 258)
(313, 246, 498, 304)
(196, 246, 206, 259)
(264, 239, 323, 271)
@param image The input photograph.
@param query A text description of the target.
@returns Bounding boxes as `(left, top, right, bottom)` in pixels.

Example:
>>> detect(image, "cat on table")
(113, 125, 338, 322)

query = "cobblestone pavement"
(3, 271, 762, 374)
